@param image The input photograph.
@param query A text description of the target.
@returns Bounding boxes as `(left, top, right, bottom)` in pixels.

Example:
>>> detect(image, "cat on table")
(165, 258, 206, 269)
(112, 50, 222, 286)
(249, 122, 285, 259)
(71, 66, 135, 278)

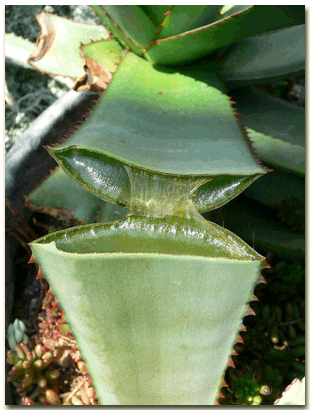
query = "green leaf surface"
(146, 6, 305, 65)
(91, 5, 142, 56)
(28, 13, 108, 78)
(31, 215, 264, 260)
(5, 32, 36, 68)
(221, 25, 305, 88)
(193, 174, 262, 213)
(27, 167, 103, 224)
(157, 6, 223, 38)
(101, 5, 157, 50)
(232, 87, 305, 176)
(31, 215, 264, 404)
(51, 52, 264, 177)
(50, 146, 264, 215)
(139, 5, 171, 27)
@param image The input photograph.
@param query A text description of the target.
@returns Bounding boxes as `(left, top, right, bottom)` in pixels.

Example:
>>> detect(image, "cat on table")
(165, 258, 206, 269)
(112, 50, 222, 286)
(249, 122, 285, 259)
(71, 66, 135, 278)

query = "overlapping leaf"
(221, 25, 305, 88)
(232, 87, 305, 177)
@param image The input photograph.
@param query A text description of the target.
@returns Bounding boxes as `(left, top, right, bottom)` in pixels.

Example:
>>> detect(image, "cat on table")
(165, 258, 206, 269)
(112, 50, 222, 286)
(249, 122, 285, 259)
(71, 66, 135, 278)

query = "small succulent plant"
(7, 319, 29, 350)
(6, 291, 99, 405)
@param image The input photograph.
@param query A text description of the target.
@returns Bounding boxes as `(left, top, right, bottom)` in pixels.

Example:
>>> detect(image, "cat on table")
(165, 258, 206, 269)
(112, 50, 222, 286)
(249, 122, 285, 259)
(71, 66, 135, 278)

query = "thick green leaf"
(28, 13, 108, 77)
(232, 87, 305, 176)
(139, 5, 172, 27)
(31, 215, 264, 260)
(91, 5, 142, 56)
(27, 167, 103, 224)
(50, 147, 263, 215)
(193, 174, 262, 212)
(5, 32, 36, 68)
(49, 51, 265, 213)
(157, 6, 223, 38)
(30, 215, 264, 404)
(145, 6, 305, 65)
(51, 51, 264, 177)
(100, 6, 157, 50)
(50, 148, 131, 207)
(221, 25, 305, 88)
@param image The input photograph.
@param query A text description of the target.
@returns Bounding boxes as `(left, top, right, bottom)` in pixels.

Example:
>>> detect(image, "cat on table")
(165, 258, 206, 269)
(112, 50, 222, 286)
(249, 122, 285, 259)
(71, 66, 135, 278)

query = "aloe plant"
(7, 5, 304, 405)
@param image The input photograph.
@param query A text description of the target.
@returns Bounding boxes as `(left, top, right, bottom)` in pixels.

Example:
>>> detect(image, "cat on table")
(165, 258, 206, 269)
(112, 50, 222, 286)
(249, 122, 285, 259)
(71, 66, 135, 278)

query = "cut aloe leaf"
(50, 52, 264, 177)
(193, 174, 262, 213)
(221, 25, 305, 88)
(30, 214, 264, 404)
(5, 32, 36, 68)
(49, 52, 265, 214)
(231, 87, 305, 177)
(145, 6, 305, 65)
(50, 146, 264, 215)
(27, 167, 103, 224)
(28, 13, 108, 77)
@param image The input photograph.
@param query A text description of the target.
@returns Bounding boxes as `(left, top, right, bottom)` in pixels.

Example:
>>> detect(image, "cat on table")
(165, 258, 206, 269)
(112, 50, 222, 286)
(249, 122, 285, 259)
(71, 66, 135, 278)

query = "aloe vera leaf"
(50, 146, 263, 215)
(99, 5, 157, 50)
(27, 166, 103, 224)
(206, 200, 305, 261)
(146, 6, 305, 65)
(27, 13, 108, 77)
(139, 5, 172, 27)
(49, 53, 266, 212)
(221, 25, 305, 88)
(156, 6, 223, 38)
(193, 174, 262, 213)
(91, 5, 141, 56)
(5, 32, 36, 68)
(50, 52, 264, 177)
(30, 215, 264, 405)
(231, 87, 305, 177)
(242, 169, 305, 212)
